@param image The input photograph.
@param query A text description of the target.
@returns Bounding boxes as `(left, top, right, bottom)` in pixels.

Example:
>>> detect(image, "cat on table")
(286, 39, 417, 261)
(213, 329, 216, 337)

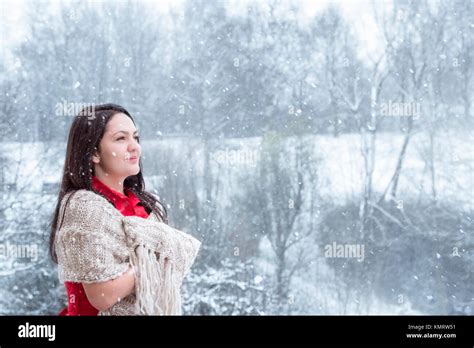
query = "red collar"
(91, 175, 142, 209)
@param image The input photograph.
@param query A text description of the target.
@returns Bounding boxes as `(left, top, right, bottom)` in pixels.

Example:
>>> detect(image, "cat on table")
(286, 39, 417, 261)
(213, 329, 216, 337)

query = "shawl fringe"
(130, 245, 182, 315)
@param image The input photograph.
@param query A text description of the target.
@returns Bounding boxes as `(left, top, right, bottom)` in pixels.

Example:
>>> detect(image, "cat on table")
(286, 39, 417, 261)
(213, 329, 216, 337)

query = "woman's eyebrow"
(113, 130, 139, 136)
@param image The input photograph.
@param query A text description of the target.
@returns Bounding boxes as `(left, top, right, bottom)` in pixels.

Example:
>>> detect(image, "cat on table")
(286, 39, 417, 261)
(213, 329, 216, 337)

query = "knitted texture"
(55, 189, 201, 315)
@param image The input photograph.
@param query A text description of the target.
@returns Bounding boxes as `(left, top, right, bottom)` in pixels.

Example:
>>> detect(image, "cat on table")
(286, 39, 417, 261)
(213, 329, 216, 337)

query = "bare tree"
(244, 133, 317, 312)
(378, 0, 451, 204)
(312, 5, 358, 137)
(452, 0, 473, 123)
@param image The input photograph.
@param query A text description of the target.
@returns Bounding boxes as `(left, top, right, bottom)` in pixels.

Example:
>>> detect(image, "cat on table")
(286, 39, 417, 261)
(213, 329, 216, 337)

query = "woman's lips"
(125, 154, 138, 162)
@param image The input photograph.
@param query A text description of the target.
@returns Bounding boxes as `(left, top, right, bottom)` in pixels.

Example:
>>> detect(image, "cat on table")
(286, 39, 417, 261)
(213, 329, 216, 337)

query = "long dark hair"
(49, 103, 167, 264)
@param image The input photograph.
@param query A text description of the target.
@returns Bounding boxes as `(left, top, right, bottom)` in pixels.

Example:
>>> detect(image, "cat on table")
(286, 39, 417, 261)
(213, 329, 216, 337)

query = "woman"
(50, 103, 201, 315)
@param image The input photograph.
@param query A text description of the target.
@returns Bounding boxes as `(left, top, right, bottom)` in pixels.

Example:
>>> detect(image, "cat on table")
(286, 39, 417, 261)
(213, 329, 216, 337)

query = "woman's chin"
(129, 167, 141, 176)
(120, 169, 140, 178)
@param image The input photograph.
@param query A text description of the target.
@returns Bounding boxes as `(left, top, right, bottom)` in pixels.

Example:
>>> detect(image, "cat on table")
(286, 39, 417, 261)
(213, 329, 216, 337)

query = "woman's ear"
(92, 147, 100, 164)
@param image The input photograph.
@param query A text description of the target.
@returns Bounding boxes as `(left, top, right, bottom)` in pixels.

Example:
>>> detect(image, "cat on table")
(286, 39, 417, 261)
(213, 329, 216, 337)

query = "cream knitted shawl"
(54, 189, 201, 316)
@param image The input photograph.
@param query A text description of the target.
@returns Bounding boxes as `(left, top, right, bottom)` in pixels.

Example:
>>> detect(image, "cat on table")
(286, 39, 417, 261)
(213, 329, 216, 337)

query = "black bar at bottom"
(0, 315, 472, 346)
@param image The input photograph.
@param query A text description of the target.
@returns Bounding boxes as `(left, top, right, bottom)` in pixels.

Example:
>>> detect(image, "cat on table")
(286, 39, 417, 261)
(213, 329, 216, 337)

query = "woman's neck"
(94, 173, 126, 195)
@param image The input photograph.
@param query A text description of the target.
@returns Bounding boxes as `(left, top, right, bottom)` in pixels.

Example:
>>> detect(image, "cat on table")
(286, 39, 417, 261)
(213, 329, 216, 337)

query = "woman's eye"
(116, 135, 139, 141)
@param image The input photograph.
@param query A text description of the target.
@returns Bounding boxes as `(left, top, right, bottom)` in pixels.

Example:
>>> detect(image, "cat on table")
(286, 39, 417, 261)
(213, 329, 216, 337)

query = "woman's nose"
(128, 140, 140, 153)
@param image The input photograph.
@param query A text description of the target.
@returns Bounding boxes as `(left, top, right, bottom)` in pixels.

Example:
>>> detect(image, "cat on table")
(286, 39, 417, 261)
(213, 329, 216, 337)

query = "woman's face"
(92, 112, 141, 179)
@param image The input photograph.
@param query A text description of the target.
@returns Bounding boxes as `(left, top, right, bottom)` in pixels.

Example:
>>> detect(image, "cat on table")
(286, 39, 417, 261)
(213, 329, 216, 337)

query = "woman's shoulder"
(59, 189, 121, 218)
(56, 189, 124, 240)
(63, 188, 106, 202)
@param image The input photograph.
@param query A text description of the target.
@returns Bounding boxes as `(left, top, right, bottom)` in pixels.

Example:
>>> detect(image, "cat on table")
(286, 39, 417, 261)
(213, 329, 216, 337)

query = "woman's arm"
(83, 265, 136, 312)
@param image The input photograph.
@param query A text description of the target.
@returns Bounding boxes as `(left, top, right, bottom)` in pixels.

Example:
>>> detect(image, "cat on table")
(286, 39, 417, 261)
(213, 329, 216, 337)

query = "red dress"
(58, 176, 149, 316)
